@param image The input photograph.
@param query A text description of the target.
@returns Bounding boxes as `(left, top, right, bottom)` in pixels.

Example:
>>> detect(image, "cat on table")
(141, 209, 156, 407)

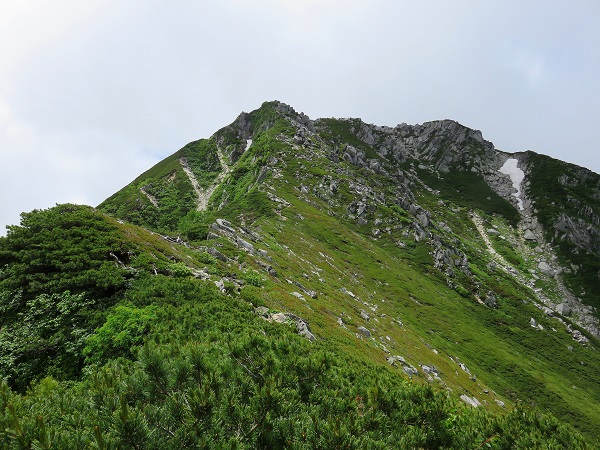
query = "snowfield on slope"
(499, 158, 525, 210)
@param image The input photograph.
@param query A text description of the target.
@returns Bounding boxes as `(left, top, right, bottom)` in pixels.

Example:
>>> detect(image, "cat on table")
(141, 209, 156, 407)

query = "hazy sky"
(1, 0, 599, 233)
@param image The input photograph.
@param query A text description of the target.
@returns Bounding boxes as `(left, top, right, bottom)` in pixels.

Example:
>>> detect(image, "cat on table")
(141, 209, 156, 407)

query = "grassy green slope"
(187, 110, 600, 440)
(239, 151, 600, 440)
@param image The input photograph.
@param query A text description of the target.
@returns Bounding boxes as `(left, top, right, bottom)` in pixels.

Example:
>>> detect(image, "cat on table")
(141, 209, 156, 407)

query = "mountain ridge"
(1, 100, 599, 447)
(98, 101, 600, 435)
(101, 100, 600, 334)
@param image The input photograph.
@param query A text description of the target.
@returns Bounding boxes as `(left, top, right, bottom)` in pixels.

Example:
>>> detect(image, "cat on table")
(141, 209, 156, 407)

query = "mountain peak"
(3, 101, 600, 444)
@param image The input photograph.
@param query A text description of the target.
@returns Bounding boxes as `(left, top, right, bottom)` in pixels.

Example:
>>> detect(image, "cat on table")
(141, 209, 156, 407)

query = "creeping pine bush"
(83, 304, 157, 364)
(243, 270, 264, 287)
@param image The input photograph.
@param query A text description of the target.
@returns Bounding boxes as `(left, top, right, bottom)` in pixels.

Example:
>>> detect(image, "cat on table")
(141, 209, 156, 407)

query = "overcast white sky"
(1, 0, 599, 233)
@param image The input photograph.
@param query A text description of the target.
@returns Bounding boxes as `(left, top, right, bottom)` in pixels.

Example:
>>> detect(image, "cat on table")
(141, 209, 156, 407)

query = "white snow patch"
(245, 139, 252, 151)
(499, 158, 525, 210)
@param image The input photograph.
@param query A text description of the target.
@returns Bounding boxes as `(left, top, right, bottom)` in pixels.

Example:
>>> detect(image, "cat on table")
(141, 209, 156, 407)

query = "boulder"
(556, 303, 571, 316)
(386, 355, 407, 366)
(214, 219, 237, 234)
(206, 247, 228, 262)
(538, 261, 555, 277)
(554, 218, 570, 233)
(357, 326, 371, 338)
(340, 287, 356, 298)
(403, 365, 418, 376)
(271, 313, 287, 323)
(460, 395, 481, 408)
(236, 237, 255, 253)
(285, 314, 316, 342)
(421, 365, 438, 375)
(215, 279, 226, 293)
(295, 320, 315, 342)
(216, 218, 232, 228)
(523, 229, 536, 240)
(571, 329, 589, 345)
(254, 306, 270, 317)
(484, 294, 497, 308)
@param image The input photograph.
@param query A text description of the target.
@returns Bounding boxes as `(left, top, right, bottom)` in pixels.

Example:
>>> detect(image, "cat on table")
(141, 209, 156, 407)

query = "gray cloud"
(1, 0, 599, 233)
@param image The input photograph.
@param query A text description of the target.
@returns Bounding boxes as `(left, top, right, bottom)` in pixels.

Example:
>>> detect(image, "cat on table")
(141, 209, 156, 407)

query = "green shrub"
(243, 270, 264, 287)
(84, 304, 157, 364)
(168, 262, 192, 278)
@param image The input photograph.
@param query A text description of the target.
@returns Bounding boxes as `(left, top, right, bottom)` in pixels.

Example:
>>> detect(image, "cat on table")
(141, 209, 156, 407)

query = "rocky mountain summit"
(2, 100, 599, 447)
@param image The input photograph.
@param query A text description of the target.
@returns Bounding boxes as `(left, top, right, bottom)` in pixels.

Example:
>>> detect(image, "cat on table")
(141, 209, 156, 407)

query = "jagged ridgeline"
(1, 101, 599, 448)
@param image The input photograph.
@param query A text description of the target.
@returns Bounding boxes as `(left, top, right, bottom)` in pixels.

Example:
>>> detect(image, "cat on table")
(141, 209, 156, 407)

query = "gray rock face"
(556, 303, 571, 316)
(523, 229, 537, 240)
(256, 308, 316, 342)
(357, 326, 371, 338)
(403, 365, 418, 376)
(205, 247, 228, 262)
(537, 261, 555, 277)
(271, 313, 287, 323)
(236, 237, 255, 253)
(553, 212, 600, 253)
(285, 313, 316, 342)
(254, 306, 270, 317)
(484, 294, 497, 308)
(460, 395, 481, 408)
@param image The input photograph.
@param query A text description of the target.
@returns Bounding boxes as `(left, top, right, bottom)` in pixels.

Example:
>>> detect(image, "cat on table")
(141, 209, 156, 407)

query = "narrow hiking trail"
(179, 157, 205, 210)
(180, 146, 233, 211)
(470, 213, 511, 269)
(140, 187, 159, 207)
(470, 212, 554, 308)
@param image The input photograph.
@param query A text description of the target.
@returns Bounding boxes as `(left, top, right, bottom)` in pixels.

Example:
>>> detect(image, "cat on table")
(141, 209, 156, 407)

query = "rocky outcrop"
(357, 326, 371, 338)
(344, 118, 504, 174)
(255, 307, 316, 342)
(553, 213, 600, 253)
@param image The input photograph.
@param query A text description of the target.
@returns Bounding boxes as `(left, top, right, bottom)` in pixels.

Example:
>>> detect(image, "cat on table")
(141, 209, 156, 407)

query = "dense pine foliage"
(0, 205, 593, 449)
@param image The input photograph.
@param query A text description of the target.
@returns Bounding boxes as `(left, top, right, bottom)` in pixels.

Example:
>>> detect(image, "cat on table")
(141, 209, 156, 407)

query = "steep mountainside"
(1, 101, 599, 448)
(102, 101, 600, 338)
